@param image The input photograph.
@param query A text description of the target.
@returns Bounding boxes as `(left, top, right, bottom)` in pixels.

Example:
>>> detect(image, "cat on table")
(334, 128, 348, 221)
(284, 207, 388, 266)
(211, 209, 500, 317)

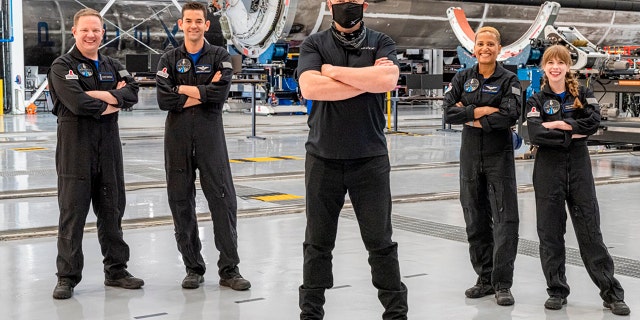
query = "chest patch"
(99, 72, 115, 82)
(464, 78, 479, 93)
(543, 99, 561, 115)
(195, 64, 212, 74)
(562, 102, 576, 112)
(176, 59, 191, 73)
(481, 84, 499, 94)
(77, 63, 93, 77)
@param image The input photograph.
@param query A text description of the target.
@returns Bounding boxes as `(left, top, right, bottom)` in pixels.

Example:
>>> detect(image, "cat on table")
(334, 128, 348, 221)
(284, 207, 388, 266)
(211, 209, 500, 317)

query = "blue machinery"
(229, 42, 305, 115)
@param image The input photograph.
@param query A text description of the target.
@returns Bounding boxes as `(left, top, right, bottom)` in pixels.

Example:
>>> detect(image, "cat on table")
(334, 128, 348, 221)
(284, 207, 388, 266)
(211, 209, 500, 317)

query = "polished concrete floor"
(1, 91, 639, 319)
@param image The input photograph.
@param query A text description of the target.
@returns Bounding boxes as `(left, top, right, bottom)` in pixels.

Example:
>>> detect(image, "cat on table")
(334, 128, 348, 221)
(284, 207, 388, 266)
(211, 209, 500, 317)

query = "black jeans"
(301, 153, 407, 319)
(459, 149, 519, 289)
(534, 144, 624, 302)
(55, 117, 130, 284)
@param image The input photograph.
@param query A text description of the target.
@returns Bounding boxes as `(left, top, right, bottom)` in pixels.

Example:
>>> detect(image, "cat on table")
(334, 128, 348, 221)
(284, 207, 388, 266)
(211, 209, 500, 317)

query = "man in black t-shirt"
(296, 1, 408, 319)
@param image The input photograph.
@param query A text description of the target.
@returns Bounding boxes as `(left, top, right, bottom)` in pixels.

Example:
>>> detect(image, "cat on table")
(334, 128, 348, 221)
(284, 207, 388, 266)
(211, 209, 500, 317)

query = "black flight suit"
(156, 43, 241, 279)
(444, 63, 521, 290)
(48, 46, 139, 284)
(526, 85, 625, 302)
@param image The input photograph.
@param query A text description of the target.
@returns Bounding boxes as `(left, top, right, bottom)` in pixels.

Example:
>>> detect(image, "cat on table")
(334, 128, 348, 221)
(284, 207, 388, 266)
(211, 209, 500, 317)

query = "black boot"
(378, 282, 409, 320)
(299, 285, 326, 320)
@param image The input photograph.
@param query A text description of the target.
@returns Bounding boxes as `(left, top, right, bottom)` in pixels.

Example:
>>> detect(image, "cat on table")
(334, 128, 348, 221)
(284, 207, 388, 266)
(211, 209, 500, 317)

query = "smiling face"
(178, 9, 210, 45)
(72, 15, 104, 59)
(541, 45, 572, 87)
(543, 57, 569, 84)
(473, 31, 501, 65)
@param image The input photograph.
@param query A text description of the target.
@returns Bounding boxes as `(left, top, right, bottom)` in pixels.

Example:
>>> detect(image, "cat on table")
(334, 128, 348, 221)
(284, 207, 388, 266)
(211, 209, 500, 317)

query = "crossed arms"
(86, 81, 126, 115)
(298, 57, 399, 101)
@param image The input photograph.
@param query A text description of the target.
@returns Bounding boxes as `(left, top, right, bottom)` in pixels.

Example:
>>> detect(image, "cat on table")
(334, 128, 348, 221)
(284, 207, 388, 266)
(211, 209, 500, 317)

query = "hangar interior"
(2, 0, 640, 319)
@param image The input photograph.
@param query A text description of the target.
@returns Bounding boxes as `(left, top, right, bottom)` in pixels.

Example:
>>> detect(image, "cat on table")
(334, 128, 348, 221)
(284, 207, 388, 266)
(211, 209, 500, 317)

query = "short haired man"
(296, 0, 408, 318)
(155, 1, 250, 291)
(48, 8, 143, 299)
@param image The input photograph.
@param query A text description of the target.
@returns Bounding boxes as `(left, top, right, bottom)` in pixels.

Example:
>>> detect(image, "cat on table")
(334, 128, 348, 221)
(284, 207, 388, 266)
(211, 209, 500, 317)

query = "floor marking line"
(134, 312, 168, 319)
(235, 297, 266, 304)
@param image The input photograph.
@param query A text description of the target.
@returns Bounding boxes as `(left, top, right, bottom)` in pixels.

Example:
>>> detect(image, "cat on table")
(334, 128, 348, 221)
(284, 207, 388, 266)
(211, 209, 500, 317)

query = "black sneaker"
(544, 296, 567, 310)
(465, 280, 494, 298)
(52, 278, 75, 299)
(104, 271, 144, 289)
(604, 300, 631, 316)
(182, 271, 204, 289)
(219, 275, 251, 291)
(495, 288, 515, 306)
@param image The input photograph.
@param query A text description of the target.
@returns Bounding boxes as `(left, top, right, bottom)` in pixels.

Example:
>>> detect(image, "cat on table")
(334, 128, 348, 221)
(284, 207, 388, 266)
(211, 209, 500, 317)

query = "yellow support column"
(0, 79, 4, 115)
(386, 91, 391, 130)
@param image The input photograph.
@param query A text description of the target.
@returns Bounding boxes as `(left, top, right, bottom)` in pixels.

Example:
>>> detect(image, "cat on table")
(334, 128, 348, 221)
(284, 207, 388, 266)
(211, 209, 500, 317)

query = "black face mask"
(331, 2, 364, 29)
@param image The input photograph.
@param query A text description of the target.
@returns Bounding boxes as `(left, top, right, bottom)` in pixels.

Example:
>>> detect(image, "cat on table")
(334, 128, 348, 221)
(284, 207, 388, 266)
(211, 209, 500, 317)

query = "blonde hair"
(74, 8, 103, 26)
(541, 45, 583, 109)
(475, 26, 501, 45)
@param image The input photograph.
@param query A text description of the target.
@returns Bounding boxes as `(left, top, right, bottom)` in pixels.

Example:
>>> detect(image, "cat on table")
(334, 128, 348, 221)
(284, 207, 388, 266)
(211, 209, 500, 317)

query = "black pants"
(164, 112, 240, 279)
(55, 117, 130, 284)
(301, 153, 407, 319)
(459, 149, 519, 289)
(534, 144, 624, 302)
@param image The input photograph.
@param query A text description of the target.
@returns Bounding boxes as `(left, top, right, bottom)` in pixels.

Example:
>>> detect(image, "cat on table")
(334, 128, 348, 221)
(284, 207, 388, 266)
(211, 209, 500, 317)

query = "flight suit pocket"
(489, 183, 507, 223)
(201, 166, 228, 199)
(167, 167, 191, 201)
(490, 181, 519, 224)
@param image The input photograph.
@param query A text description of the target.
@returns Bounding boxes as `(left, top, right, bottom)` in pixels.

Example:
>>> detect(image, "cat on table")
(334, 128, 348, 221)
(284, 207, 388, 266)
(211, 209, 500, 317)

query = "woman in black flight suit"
(444, 26, 521, 306)
(526, 44, 630, 316)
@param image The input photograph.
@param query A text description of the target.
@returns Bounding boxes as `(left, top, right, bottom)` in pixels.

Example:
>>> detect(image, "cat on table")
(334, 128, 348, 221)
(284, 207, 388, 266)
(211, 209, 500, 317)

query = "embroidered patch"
(222, 61, 233, 69)
(481, 84, 499, 94)
(543, 100, 561, 115)
(176, 59, 191, 73)
(527, 106, 540, 118)
(65, 70, 79, 80)
(156, 67, 169, 78)
(445, 83, 453, 94)
(77, 63, 93, 77)
(512, 86, 521, 96)
(99, 72, 115, 82)
(464, 78, 479, 93)
(195, 64, 212, 74)
(118, 70, 130, 78)
(562, 103, 575, 112)
(586, 97, 598, 105)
